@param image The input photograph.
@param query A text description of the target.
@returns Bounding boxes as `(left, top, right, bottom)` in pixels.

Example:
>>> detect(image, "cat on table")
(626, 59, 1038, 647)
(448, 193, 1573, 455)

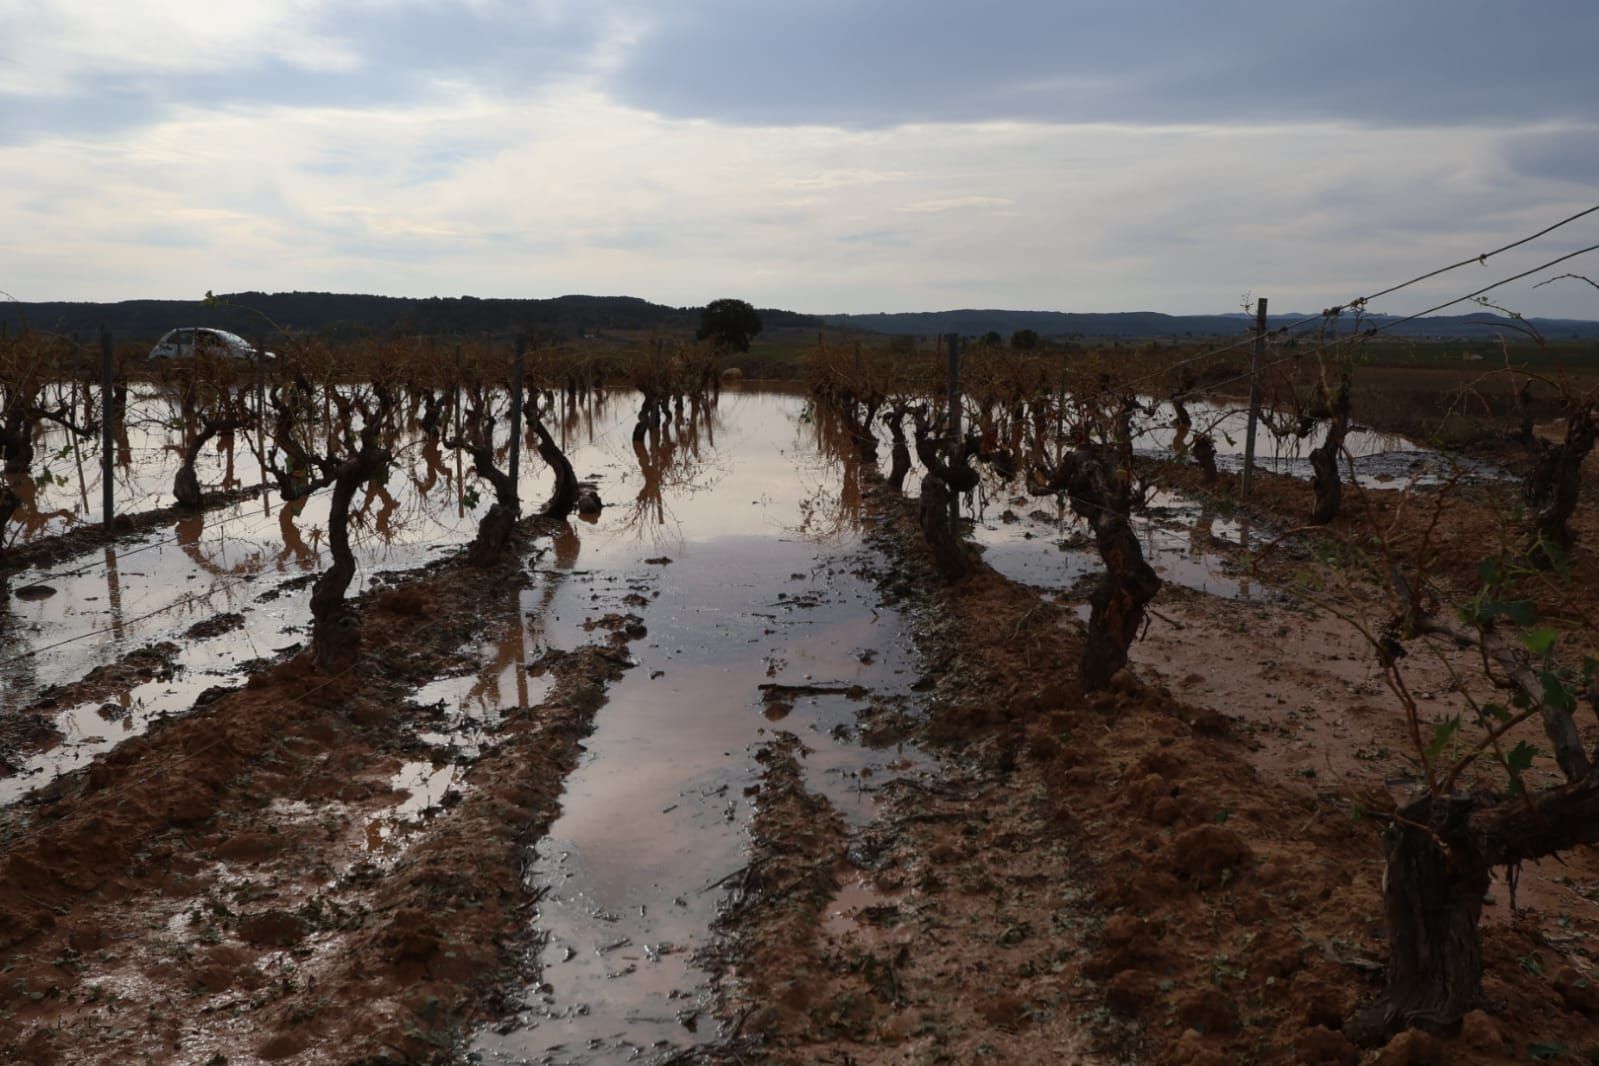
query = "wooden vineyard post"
(255, 354, 266, 498)
(453, 346, 464, 516)
(509, 335, 524, 506)
(946, 332, 962, 529)
(100, 327, 115, 528)
(71, 333, 83, 424)
(1241, 297, 1267, 500)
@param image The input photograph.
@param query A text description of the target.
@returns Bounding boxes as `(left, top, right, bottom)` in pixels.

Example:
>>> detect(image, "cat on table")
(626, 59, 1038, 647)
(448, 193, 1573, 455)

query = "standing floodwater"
(471, 390, 927, 1064)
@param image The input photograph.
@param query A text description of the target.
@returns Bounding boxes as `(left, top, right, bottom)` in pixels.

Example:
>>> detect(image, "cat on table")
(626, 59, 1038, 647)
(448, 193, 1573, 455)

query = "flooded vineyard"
(0, 384, 942, 1063)
(3, 363, 1587, 1066)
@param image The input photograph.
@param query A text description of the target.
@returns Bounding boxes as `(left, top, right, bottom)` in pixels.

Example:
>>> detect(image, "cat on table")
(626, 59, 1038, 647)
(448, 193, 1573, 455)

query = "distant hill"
(4, 293, 1596, 345)
(822, 309, 1599, 342)
(0, 292, 822, 344)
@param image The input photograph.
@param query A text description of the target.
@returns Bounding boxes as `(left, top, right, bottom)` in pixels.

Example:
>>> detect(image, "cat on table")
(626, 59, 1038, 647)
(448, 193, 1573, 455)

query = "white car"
(148, 327, 274, 362)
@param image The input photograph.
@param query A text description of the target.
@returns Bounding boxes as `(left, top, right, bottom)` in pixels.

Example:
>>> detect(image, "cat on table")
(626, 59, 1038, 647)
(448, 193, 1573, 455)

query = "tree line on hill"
(0, 292, 816, 346)
(2, 291, 1593, 346)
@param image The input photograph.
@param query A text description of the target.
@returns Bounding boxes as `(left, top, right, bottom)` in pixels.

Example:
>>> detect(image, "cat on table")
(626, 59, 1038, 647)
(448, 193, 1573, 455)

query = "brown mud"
(0, 521, 642, 1064)
(704, 468, 1599, 1065)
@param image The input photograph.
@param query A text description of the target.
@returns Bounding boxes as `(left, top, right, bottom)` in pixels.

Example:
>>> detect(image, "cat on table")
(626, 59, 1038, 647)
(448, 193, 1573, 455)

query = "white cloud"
(0, 3, 1596, 317)
(0, 1, 349, 94)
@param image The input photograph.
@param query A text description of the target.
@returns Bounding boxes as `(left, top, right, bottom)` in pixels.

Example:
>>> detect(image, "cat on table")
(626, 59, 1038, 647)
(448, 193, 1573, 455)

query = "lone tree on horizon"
(697, 298, 763, 353)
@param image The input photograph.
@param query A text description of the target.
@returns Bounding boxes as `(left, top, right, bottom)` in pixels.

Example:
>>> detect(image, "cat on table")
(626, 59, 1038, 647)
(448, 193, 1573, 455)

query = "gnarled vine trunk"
(520, 390, 579, 519)
(533, 414, 579, 519)
(841, 393, 881, 462)
(0, 479, 20, 554)
(1031, 448, 1161, 692)
(1521, 403, 1596, 567)
(266, 384, 395, 668)
(309, 442, 391, 666)
(1350, 610, 1599, 1044)
(912, 412, 979, 581)
(1, 408, 36, 475)
(1170, 392, 1192, 455)
(1193, 436, 1217, 484)
(917, 474, 965, 580)
(1308, 380, 1351, 525)
(633, 392, 660, 445)
(1351, 775, 1599, 1044)
(174, 403, 249, 510)
(449, 416, 519, 566)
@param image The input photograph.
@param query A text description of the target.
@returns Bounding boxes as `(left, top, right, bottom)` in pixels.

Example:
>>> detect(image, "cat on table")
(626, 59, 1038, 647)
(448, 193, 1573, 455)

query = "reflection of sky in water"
(0, 389, 730, 796)
(472, 393, 930, 1066)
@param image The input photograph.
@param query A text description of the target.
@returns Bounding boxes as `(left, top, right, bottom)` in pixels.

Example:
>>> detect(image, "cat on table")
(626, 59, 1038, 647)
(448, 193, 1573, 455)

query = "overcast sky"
(2, 0, 1597, 317)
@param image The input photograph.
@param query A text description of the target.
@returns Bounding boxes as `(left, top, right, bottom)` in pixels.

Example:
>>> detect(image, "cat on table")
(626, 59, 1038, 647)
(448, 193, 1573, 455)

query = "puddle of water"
(0, 390, 648, 800)
(471, 392, 935, 1065)
(1134, 398, 1508, 487)
(362, 759, 467, 860)
(5, 388, 935, 1060)
(412, 621, 558, 760)
(971, 486, 1266, 601)
(0, 673, 238, 805)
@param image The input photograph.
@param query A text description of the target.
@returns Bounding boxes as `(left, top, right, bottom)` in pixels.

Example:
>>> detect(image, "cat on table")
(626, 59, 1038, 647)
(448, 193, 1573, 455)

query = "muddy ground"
(699, 464, 1599, 1066)
(4, 389, 1599, 1065)
(0, 520, 642, 1064)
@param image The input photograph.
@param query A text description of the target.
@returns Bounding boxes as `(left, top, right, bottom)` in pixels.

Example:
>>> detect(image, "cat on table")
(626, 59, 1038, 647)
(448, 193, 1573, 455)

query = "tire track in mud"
(0, 525, 646, 1064)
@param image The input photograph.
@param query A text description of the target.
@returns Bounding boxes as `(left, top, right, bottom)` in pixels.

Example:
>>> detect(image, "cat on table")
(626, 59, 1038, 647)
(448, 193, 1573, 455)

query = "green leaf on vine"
(1506, 741, 1539, 795)
(1507, 742, 1538, 773)
(1520, 627, 1559, 656)
(1467, 598, 1539, 627)
(1498, 599, 1540, 626)
(1426, 717, 1460, 762)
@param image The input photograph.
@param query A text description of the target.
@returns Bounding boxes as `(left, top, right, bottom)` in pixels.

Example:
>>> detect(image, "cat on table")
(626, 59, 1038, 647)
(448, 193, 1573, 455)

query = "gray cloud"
(608, 0, 1599, 129)
(1507, 130, 1599, 186)
(7, 0, 1596, 148)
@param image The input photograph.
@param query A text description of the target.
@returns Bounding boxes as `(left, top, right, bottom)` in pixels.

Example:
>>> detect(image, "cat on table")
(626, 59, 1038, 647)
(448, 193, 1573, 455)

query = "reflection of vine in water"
(410, 437, 454, 506)
(275, 494, 320, 572)
(2, 472, 76, 550)
(305, 400, 471, 556)
(174, 510, 268, 580)
(785, 398, 866, 544)
(350, 481, 401, 543)
(612, 396, 728, 543)
(519, 523, 583, 660)
(448, 610, 534, 719)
